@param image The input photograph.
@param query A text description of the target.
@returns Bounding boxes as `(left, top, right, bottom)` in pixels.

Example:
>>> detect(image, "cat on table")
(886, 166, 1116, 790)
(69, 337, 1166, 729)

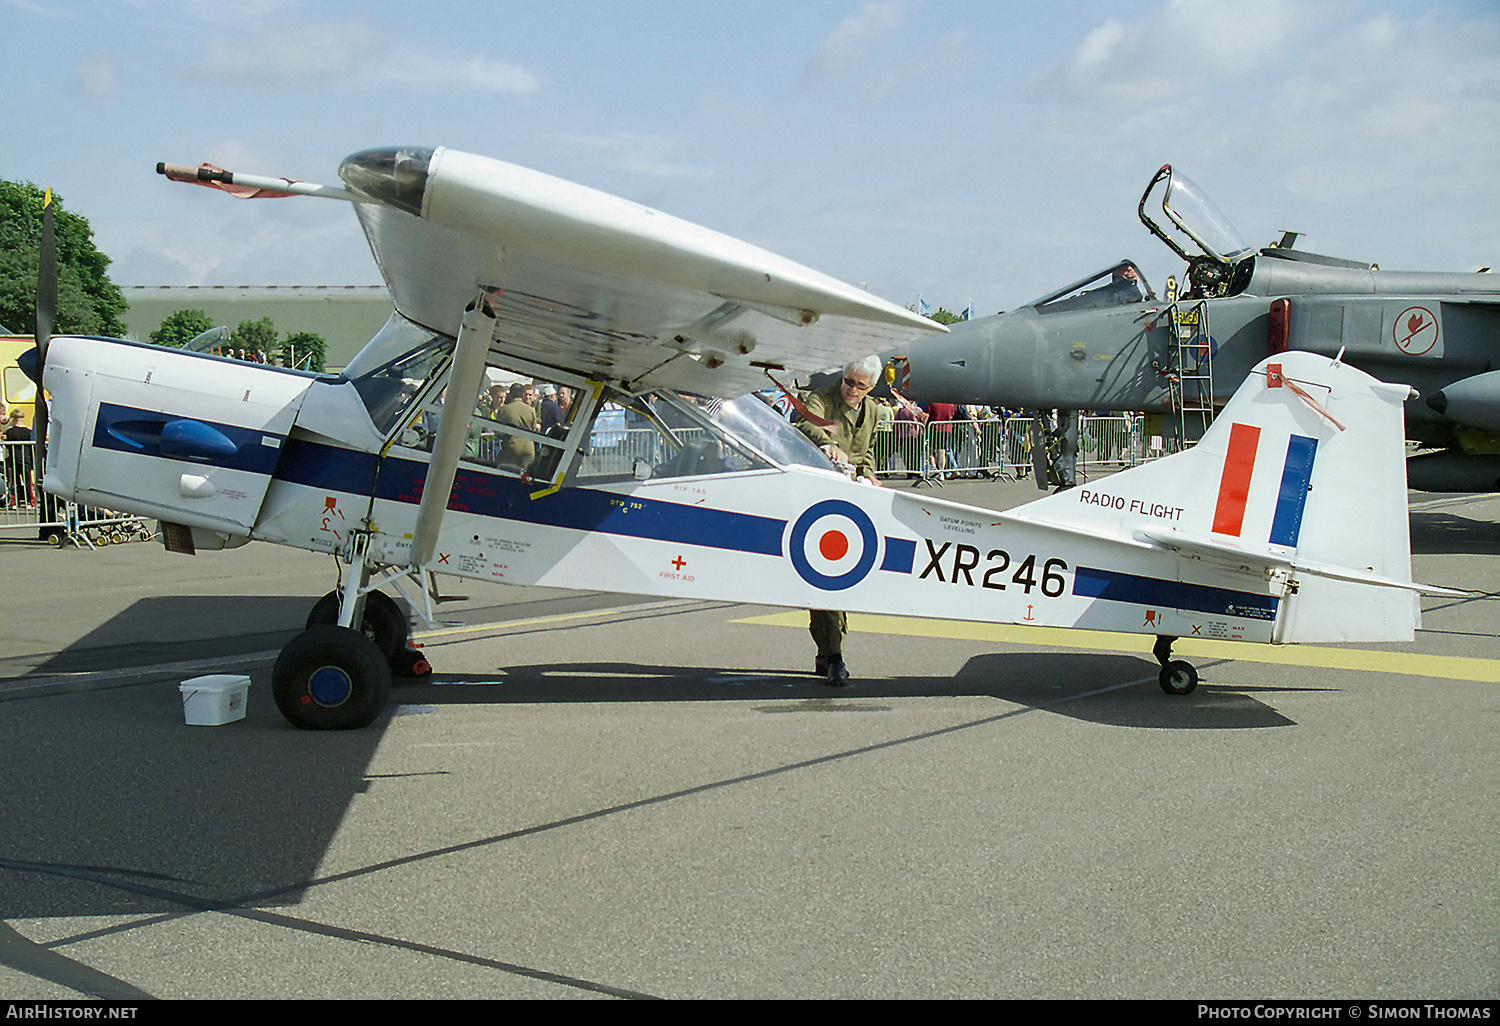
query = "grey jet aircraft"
(891, 165, 1499, 492)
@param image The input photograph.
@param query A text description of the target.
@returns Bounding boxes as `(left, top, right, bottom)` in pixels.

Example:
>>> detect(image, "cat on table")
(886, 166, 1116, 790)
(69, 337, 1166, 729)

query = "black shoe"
(823, 659, 850, 686)
(814, 656, 829, 677)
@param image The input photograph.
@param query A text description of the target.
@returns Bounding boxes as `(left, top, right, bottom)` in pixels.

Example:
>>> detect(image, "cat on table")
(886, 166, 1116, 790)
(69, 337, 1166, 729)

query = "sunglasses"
(842, 378, 874, 391)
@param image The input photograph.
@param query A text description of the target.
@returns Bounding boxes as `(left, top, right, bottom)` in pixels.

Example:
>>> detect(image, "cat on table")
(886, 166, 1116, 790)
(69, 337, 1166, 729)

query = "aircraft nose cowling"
(338, 147, 435, 216)
(1426, 370, 1500, 432)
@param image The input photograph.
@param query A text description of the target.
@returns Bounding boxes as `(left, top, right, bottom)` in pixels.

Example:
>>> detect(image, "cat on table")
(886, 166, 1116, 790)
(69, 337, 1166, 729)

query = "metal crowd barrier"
(871, 415, 1150, 482)
(1, 439, 156, 547)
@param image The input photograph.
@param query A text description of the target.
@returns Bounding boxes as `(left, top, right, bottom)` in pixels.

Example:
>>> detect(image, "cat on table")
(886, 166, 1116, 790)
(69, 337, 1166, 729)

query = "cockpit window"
(1032, 261, 1151, 314)
(390, 370, 577, 484)
(570, 390, 776, 483)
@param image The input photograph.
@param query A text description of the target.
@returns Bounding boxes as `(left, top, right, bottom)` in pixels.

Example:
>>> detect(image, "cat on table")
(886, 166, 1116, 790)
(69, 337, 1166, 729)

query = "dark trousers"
(808, 609, 847, 659)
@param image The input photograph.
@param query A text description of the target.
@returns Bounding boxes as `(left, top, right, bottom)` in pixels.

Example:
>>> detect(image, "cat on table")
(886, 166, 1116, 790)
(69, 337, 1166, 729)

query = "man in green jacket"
(796, 355, 883, 685)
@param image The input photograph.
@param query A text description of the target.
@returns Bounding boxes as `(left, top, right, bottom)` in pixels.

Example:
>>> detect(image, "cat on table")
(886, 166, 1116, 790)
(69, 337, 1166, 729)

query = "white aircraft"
(32, 147, 1446, 729)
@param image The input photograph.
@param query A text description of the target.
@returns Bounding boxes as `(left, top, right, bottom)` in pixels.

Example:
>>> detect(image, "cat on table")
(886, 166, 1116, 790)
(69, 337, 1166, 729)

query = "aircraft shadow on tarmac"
(401, 650, 1300, 731)
(0, 603, 1301, 927)
(0, 678, 385, 922)
(17, 595, 316, 677)
(1409, 509, 1500, 555)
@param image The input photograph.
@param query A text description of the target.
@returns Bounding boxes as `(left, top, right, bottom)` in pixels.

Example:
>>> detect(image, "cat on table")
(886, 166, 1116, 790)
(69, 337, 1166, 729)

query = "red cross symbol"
(671, 555, 687, 570)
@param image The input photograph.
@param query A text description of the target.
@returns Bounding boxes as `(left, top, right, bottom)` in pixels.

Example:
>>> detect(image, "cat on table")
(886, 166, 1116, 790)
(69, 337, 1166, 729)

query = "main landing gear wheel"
(272, 625, 392, 730)
(1152, 634, 1199, 696)
(306, 590, 409, 664)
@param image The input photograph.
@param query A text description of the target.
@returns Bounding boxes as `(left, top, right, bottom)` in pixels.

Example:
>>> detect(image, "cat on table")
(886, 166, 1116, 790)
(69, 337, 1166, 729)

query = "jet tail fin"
(1012, 352, 1426, 643)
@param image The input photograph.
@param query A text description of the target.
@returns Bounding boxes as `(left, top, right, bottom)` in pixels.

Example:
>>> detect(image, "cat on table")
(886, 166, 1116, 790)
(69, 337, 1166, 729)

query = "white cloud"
(557, 131, 715, 181)
(195, 15, 541, 97)
(1023, 1, 1500, 274)
(1036, 0, 1311, 103)
(805, 0, 917, 81)
(869, 29, 978, 102)
(373, 53, 540, 96)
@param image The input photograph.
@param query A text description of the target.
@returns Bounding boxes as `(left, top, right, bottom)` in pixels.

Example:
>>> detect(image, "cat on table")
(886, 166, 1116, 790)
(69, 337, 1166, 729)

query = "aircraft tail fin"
(1014, 352, 1424, 643)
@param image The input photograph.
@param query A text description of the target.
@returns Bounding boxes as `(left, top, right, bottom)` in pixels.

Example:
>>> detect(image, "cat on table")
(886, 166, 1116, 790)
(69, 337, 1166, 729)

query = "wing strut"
(408, 297, 495, 568)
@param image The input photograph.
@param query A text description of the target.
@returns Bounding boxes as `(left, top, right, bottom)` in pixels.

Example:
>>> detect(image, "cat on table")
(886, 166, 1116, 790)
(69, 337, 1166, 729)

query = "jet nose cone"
(338, 147, 435, 216)
(1426, 390, 1449, 416)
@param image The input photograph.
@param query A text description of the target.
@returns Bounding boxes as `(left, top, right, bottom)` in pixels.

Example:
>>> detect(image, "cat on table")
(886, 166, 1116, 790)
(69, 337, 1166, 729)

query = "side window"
(569, 392, 768, 484)
(393, 373, 578, 482)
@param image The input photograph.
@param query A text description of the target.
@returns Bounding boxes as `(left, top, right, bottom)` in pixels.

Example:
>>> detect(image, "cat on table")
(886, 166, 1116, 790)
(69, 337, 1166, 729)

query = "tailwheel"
(1158, 660, 1199, 696)
(1152, 634, 1198, 695)
(272, 625, 392, 730)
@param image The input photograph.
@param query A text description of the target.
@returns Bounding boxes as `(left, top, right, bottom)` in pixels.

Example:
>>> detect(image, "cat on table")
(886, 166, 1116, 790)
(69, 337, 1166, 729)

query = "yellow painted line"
(732, 611, 1500, 683)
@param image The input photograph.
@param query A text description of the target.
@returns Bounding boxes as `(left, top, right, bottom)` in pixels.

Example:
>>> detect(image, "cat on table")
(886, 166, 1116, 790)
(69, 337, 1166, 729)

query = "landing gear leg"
(1153, 634, 1199, 695)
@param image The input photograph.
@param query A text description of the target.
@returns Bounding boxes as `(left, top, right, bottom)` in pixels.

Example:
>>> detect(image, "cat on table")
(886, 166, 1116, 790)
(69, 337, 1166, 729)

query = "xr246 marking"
(919, 540, 1069, 597)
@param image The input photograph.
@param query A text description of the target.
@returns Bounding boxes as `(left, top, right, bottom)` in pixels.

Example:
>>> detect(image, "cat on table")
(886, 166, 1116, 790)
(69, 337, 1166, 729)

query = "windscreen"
(344, 313, 454, 434)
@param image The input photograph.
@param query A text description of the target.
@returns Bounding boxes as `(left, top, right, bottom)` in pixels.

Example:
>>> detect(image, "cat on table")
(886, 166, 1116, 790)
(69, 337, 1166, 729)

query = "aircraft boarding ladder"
(1163, 298, 1215, 451)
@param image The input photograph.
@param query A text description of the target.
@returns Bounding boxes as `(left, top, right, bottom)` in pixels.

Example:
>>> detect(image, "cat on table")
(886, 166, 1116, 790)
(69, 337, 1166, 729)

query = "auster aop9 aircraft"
(30, 147, 1450, 730)
(892, 165, 1500, 492)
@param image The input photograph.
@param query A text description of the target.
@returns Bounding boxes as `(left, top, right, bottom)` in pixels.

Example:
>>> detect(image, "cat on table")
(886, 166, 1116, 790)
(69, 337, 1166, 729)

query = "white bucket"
(179, 674, 250, 726)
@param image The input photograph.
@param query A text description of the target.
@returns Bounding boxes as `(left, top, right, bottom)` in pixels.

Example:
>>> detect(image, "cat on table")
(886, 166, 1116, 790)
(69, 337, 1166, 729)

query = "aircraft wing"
(342, 147, 945, 396)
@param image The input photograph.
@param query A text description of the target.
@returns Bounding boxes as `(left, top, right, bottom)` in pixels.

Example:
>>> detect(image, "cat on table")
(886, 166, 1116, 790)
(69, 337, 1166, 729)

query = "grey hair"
(844, 355, 883, 383)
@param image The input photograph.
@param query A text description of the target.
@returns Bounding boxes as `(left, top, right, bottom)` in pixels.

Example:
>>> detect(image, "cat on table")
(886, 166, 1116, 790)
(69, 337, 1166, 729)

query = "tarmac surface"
(0, 476, 1496, 1000)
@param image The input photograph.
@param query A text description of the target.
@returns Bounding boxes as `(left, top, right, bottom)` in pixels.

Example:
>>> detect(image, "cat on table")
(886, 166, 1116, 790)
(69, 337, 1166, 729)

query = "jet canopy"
(1138, 165, 1254, 267)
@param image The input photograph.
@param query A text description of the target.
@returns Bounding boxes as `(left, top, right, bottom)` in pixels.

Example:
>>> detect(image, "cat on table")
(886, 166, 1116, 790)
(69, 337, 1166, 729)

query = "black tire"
(305, 590, 409, 660)
(272, 626, 393, 730)
(1158, 660, 1199, 696)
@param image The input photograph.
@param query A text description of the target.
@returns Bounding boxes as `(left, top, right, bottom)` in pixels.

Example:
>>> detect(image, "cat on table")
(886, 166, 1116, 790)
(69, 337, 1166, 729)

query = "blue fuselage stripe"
(881, 537, 916, 574)
(1072, 565, 1279, 621)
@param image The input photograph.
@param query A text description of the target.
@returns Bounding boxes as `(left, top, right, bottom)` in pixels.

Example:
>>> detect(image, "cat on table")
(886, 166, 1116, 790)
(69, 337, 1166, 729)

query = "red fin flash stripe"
(1212, 422, 1261, 536)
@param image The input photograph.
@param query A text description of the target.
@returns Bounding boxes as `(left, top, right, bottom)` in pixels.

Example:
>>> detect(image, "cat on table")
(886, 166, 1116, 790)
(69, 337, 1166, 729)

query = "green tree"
(150, 309, 215, 348)
(280, 331, 327, 372)
(0, 179, 127, 337)
(927, 307, 964, 325)
(233, 316, 277, 358)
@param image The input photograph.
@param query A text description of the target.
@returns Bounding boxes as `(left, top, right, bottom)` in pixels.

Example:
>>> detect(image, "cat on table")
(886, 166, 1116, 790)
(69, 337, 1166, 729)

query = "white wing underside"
(354, 148, 944, 396)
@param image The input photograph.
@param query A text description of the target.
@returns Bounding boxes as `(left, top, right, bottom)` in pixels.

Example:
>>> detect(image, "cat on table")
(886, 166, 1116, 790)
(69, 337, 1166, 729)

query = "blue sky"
(4, 0, 1497, 317)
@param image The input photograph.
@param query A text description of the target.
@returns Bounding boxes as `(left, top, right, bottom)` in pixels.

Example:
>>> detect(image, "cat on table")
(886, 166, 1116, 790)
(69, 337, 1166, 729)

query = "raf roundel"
(787, 500, 880, 591)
